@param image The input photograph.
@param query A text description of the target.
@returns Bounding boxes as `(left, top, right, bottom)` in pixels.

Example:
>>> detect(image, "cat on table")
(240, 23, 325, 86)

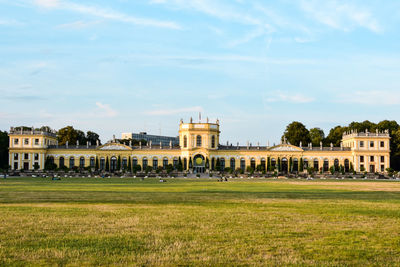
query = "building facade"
(8, 120, 391, 173)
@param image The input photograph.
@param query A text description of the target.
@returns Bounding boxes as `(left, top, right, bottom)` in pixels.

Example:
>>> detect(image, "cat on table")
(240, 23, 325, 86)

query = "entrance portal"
(193, 154, 205, 173)
(110, 157, 117, 172)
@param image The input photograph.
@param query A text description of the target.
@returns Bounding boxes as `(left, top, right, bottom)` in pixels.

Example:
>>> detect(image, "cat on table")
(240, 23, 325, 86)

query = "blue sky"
(1, 0, 400, 144)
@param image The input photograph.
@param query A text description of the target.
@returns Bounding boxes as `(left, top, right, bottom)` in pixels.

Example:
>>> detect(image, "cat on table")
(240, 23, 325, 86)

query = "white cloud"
(57, 20, 100, 29)
(337, 90, 400, 105)
(95, 102, 118, 117)
(144, 106, 203, 115)
(0, 18, 24, 26)
(299, 0, 381, 33)
(33, 0, 181, 29)
(264, 91, 314, 103)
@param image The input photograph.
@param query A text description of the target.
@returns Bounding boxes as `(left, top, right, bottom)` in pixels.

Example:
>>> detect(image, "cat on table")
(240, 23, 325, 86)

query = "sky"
(1, 0, 400, 144)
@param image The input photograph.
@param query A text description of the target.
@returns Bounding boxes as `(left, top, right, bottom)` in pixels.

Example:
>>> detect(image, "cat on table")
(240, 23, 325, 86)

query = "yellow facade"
(8, 121, 391, 173)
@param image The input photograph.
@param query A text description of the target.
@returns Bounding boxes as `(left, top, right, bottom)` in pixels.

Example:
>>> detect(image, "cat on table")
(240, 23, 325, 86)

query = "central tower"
(179, 118, 220, 150)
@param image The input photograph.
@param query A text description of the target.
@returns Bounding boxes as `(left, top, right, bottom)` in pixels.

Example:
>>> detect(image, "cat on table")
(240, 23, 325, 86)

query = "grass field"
(1, 177, 400, 266)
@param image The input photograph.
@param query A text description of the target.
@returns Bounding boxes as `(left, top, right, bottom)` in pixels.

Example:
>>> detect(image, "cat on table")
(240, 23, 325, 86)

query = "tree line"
(282, 120, 400, 169)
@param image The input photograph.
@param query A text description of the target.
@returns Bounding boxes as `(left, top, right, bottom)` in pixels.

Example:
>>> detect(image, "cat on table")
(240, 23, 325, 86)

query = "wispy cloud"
(264, 91, 314, 104)
(299, 0, 381, 33)
(57, 20, 100, 29)
(0, 18, 24, 26)
(337, 90, 400, 105)
(144, 106, 203, 115)
(33, 0, 181, 29)
(95, 102, 118, 117)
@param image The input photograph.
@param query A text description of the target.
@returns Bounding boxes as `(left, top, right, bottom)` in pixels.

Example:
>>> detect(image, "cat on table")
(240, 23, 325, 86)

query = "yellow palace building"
(8, 119, 391, 174)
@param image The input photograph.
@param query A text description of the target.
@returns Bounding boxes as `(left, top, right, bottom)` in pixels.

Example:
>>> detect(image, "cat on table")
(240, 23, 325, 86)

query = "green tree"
(105, 157, 109, 172)
(325, 126, 348, 147)
(117, 156, 121, 171)
(299, 158, 304, 172)
(57, 126, 79, 145)
(127, 156, 131, 172)
(95, 157, 99, 171)
(289, 157, 293, 173)
(277, 158, 281, 172)
(0, 131, 9, 170)
(309, 128, 325, 146)
(87, 131, 101, 145)
(177, 157, 183, 171)
(282, 122, 311, 146)
(267, 157, 271, 171)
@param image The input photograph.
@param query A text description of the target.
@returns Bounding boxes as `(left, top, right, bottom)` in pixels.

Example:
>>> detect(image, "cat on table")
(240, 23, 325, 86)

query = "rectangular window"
(360, 156, 364, 163)
(381, 156, 385, 162)
(24, 138, 29, 145)
(14, 139, 19, 145)
(34, 154, 39, 161)
(370, 141, 374, 147)
(35, 139, 39, 145)
(360, 141, 364, 148)
(24, 153, 29, 160)
(381, 165, 385, 172)
(380, 141, 385, 148)
(370, 156, 374, 162)
(14, 153, 18, 160)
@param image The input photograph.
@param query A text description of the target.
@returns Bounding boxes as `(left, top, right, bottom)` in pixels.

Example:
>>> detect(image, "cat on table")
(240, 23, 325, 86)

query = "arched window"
(261, 158, 266, 171)
(211, 135, 216, 148)
(220, 158, 225, 170)
(90, 157, 95, 168)
(271, 158, 276, 169)
(173, 158, 178, 168)
(132, 158, 138, 167)
(250, 158, 256, 170)
(163, 157, 168, 169)
(69, 157, 75, 168)
(59, 157, 64, 168)
(153, 157, 158, 170)
(344, 159, 350, 172)
(303, 158, 308, 169)
(79, 157, 85, 168)
(183, 135, 187, 148)
(142, 158, 148, 169)
(196, 135, 202, 147)
(230, 158, 236, 170)
(293, 158, 299, 172)
(313, 158, 319, 171)
(100, 158, 105, 170)
(334, 159, 339, 171)
(323, 159, 329, 172)
(240, 158, 246, 171)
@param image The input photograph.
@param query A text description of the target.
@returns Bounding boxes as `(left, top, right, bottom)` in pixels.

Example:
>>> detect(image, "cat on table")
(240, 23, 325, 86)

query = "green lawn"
(1, 177, 400, 266)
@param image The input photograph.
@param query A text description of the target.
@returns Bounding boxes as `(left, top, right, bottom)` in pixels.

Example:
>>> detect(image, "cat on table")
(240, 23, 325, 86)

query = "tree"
(282, 122, 311, 146)
(117, 156, 121, 171)
(128, 156, 131, 172)
(189, 157, 193, 169)
(44, 156, 57, 170)
(309, 128, 325, 147)
(289, 157, 293, 173)
(0, 131, 9, 170)
(76, 130, 87, 145)
(177, 157, 183, 171)
(57, 126, 79, 145)
(267, 157, 271, 172)
(325, 126, 348, 147)
(277, 158, 281, 172)
(87, 131, 101, 146)
(105, 157, 109, 172)
(299, 158, 304, 172)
